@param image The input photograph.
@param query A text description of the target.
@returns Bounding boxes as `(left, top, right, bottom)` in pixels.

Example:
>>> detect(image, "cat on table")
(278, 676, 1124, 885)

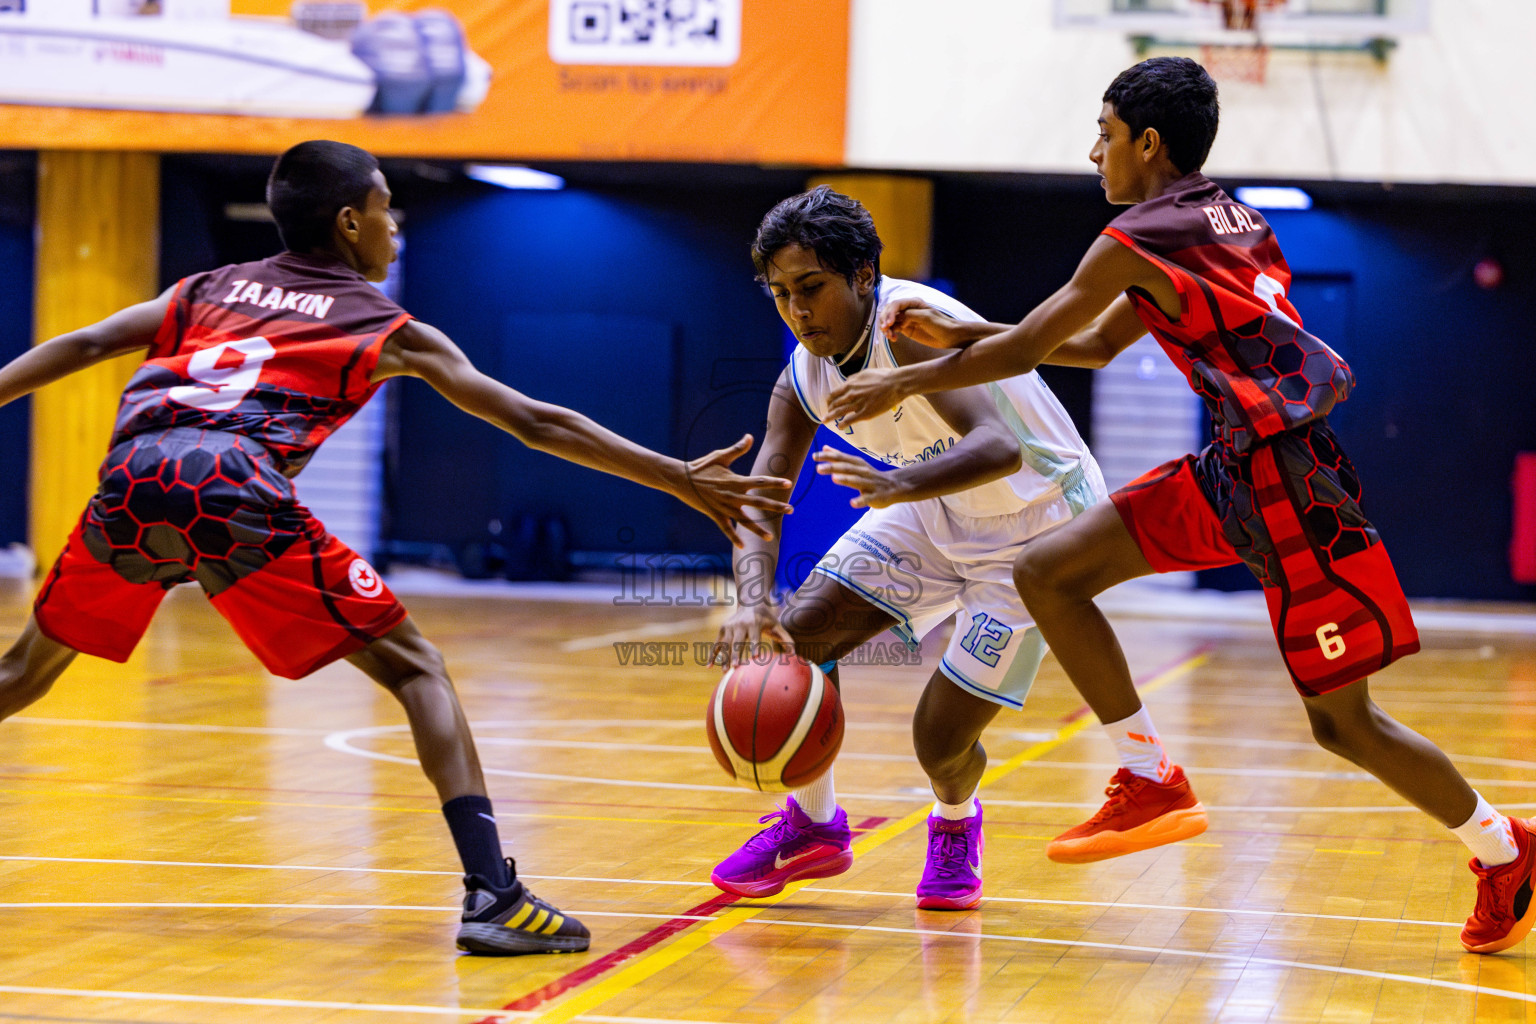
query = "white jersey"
(787, 276, 1096, 520)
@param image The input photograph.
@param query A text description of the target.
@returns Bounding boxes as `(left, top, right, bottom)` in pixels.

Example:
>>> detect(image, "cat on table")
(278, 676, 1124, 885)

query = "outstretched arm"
(1039, 294, 1149, 369)
(815, 334, 1022, 509)
(372, 320, 793, 547)
(825, 237, 1165, 424)
(0, 289, 173, 408)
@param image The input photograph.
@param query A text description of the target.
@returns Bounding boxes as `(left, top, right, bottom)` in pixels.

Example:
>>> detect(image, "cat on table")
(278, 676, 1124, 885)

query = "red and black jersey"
(1104, 173, 1353, 453)
(111, 251, 412, 477)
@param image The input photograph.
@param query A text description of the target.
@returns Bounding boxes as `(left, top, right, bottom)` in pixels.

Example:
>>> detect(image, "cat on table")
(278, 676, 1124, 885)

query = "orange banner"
(0, 0, 847, 164)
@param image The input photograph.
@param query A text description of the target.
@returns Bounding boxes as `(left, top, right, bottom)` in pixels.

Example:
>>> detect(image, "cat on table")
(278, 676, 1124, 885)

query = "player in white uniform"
(709, 187, 1106, 908)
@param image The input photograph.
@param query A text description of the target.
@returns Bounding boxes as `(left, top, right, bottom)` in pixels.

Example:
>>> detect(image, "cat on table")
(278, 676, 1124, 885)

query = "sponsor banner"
(0, 0, 846, 164)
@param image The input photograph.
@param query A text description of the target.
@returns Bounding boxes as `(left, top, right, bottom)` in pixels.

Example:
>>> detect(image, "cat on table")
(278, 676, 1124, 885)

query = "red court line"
(476, 891, 741, 1021)
(471, 650, 1217, 1017)
(1058, 644, 1214, 724)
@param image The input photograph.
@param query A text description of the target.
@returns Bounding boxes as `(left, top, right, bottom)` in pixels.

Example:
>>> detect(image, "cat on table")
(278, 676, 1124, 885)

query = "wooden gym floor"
(2, 573, 1535, 1023)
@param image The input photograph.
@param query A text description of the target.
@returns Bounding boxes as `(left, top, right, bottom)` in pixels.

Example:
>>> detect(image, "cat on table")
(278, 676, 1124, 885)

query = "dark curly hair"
(266, 140, 380, 252)
(1103, 57, 1220, 175)
(751, 186, 883, 284)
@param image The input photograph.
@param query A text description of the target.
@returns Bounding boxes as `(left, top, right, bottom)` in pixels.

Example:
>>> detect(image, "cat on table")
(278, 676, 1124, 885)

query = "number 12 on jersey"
(960, 613, 1013, 667)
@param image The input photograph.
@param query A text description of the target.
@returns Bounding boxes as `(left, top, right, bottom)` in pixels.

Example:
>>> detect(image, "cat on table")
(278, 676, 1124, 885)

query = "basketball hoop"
(1194, 0, 1286, 84)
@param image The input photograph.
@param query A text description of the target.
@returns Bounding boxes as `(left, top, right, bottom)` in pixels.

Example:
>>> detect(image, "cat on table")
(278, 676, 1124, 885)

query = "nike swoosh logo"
(774, 848, 828, 871)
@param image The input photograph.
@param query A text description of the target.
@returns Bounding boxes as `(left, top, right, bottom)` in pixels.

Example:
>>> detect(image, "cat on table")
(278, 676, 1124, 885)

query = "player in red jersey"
(821, 58, 1534, 955)
(0, 140, 792, 956)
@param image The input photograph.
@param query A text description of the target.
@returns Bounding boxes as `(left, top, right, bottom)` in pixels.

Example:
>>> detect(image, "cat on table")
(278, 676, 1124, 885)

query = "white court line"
(0, 984, 743, 1024)
(708, 919, 1536, 1005)
(978, 798, 1536, 812)
(325, 725, 1536, 809)
(0, 857, 1469, 930)
(13, 716, 1532, 807)
(1018, 759, 1536, 788)
(0, 902, 456, 911)
(16, 716, 1536, 775)
(0, 905, 1523, 1012)
(9, 716, 329, 736)
(472, 736, 912, 762)
(0, 985, 518, 1018)
(0, 854, 460, 875)
(558, 615, 718, 653)
(1162, 733, 1536, 771)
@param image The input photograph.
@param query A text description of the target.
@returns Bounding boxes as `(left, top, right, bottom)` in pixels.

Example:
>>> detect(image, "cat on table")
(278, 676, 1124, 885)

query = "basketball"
(705, 657, 844, 792)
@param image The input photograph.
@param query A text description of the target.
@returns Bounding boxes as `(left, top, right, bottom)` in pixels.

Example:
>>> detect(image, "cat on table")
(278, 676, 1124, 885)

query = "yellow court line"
(995, 835, 1225, 850)
(1315, 849, 1385, 856)
(527, 651, 1209, 1024)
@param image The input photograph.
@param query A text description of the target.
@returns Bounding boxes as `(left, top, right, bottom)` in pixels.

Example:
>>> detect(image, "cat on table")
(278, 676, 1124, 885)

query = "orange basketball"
(705, 657, 843, 792)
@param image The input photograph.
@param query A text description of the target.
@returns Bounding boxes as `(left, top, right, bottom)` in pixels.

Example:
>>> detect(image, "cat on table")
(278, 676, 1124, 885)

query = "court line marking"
(0, 895, 1466, 931)
(0, 854, 461, 875)
(324, 727, 937, 796)
(7, 777, 1534, 817)
(6, 716, 923, 736)
(470, 737, 915, 763)
(22, 713, 1536, 774)
(4, 914, 1527, 1006)
(515, 649, 1209, 1024)
(1015, 759, 1536, 788)
(481, 893, 741, 1019)
(1160, 733, 1536, 771)
(0, 985, 737, 1024)
(557, 615, 718, 652)
(0, 985, 520, 1018)
(9, 716, 331, 736)
(579, 917, 1536, 1009)
(0, 790, 787, 828)
(0, 858, 1474, 929)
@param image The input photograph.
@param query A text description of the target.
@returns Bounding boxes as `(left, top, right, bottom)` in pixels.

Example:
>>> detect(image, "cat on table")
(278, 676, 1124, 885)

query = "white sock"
(1452, 793, 1519, 867)
(932, 789, 978, 821)
(793, 768, 838, 823)
(1103, 707, 1174, 783)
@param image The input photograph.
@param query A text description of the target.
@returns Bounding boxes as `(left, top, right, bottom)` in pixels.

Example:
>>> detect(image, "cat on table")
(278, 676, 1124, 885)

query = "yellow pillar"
(30, 151, 159, 571)
(807, 174, 933, 281)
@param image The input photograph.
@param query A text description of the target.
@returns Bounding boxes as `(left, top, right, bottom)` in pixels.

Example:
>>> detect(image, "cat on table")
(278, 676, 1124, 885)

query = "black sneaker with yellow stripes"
(455, 858, 591, 955)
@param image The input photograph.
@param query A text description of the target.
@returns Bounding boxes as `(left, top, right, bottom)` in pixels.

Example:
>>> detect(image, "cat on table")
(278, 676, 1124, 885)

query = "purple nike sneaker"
(916, 800, 984, 910)
(711, 797, 853, 898)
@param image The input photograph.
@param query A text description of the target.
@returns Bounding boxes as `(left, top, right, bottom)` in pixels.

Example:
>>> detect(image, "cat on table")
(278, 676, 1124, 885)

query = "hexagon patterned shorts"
(34, 427, 406, 679)
(1110, 420, 1419, 697)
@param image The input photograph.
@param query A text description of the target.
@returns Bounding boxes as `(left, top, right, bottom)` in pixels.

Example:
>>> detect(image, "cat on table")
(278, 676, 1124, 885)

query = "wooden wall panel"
(30, 151, 159, 571)
(809, 174, 933, 282)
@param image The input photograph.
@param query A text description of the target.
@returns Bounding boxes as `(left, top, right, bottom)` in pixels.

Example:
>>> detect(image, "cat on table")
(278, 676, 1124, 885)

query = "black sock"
(442, 795, 511, 887)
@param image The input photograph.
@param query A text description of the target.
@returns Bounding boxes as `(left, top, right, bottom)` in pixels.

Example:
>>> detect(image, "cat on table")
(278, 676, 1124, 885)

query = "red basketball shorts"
(1111, 422, 1419, 696)
(36, 519, 406, 679)
(33, 428, 406, 679)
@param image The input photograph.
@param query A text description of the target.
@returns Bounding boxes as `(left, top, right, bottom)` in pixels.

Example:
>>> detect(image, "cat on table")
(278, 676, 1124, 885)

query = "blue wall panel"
(393, 184, 792, 564)
(1267, 204, 1536, 600)
(0, 220, 31, 546)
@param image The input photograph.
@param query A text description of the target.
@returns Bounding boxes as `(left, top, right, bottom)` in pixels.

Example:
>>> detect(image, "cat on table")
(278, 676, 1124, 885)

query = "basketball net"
(1194, 0, 1285, 84)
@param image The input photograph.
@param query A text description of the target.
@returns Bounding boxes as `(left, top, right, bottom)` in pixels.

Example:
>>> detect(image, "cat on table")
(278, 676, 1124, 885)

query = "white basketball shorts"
(810, 465, 1105, 709)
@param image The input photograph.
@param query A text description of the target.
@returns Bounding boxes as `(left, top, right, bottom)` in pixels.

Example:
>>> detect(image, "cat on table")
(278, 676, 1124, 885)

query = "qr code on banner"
(548, 0, 740, 67)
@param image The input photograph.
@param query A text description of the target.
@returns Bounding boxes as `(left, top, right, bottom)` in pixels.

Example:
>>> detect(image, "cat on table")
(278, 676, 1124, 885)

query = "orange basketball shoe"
(1461, 818, 1536, 954)
(1046, 766, 1208, 864)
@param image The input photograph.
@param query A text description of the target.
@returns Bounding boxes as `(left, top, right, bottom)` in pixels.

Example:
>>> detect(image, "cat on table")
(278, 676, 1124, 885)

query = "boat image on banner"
(0, 0, 491, 119)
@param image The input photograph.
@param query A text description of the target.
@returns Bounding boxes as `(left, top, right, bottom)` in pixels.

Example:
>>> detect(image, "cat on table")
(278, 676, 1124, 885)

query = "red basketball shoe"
(1046, 766, 1208, 864)
(1462, 818, 1536, 954)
